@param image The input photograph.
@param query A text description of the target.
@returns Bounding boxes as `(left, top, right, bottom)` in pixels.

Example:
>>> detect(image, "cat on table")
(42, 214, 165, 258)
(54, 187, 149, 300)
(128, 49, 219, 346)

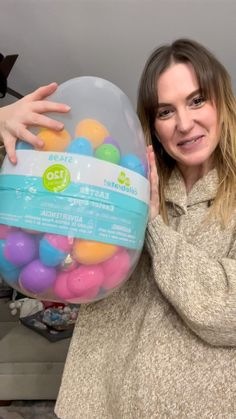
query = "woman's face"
(154, 62, 220, 174)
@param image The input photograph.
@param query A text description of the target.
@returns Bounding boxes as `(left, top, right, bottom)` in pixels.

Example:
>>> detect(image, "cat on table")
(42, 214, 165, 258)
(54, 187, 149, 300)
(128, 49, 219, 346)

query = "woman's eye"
(157, 108, 172, 119)
(191, 96, 205, 107)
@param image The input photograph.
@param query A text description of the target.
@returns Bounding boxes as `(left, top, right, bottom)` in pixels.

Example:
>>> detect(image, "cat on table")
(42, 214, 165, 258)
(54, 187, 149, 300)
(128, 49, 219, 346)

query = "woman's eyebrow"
(157, 89, 201, 108)
(186, 89, 201, 100)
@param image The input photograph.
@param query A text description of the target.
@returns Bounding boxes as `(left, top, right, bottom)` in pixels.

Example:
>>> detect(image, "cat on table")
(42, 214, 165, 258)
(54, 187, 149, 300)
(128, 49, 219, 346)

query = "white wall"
(1, 0, 236, 106)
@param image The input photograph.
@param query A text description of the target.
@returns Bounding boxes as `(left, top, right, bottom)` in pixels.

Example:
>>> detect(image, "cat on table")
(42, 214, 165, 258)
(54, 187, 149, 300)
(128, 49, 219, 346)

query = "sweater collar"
(164, 168, 219, 213)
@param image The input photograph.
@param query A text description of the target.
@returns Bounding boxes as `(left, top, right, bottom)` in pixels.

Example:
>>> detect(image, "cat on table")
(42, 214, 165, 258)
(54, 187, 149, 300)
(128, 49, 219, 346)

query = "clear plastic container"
(0, 77, 149, 303)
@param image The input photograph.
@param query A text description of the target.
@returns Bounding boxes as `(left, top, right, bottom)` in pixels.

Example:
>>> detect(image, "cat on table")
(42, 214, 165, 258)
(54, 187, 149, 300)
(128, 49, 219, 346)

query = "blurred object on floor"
(0, 400, 57, 418)
(0, 277, 12, 299)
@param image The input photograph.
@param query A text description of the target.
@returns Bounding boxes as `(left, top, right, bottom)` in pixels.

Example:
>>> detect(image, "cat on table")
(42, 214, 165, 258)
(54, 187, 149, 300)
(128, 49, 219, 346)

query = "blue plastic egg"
(0, 240, 21, 284)
(66, 137, 93, 156)
(120, 154, 146, 177)
(16, 141, 34, 150)
(39, 238, 67, 267)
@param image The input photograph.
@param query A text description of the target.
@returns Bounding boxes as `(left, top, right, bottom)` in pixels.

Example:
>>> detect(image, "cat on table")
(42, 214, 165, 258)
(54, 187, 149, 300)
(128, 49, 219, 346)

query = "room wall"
(1, 0, 236, 106)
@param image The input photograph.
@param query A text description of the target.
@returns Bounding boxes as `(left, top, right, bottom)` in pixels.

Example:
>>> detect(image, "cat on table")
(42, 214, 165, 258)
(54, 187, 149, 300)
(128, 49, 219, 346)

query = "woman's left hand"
(0, 83, 70, 164)
(147, 145, 160, 220)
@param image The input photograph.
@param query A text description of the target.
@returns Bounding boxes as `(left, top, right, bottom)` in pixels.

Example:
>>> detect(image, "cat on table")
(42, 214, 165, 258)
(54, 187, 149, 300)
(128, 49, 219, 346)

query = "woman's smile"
(177, 134, 205, 150)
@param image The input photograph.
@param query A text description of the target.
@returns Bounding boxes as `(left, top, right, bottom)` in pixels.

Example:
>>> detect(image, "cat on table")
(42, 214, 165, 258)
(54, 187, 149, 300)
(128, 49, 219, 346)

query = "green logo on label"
(43, 164, 71, 192)
(117, 171, 130, 187)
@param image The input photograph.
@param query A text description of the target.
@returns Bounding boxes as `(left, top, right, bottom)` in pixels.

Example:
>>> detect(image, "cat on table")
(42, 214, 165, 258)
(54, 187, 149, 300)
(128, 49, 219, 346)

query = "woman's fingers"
(3, 132, 17, 164)
(147, 145, 159, 220)
(17, 126, 44, 148)
(32, 100, 71, 115)
(3, 122, 44, 153)
(22, 112, 64, 131)
(23, 83, 59, 102)
(21, 84, 70, 118)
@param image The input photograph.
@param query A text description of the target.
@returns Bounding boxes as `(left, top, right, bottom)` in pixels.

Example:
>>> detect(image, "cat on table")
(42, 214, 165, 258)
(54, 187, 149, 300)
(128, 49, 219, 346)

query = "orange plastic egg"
(73, 239, 118, 264)
(37, 128, 71, 152)
(75, 119, 109, 149)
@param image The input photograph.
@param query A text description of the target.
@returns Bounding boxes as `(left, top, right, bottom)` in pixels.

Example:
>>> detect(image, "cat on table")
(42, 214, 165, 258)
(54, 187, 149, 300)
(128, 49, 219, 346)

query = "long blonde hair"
(137, 38, 236, 225)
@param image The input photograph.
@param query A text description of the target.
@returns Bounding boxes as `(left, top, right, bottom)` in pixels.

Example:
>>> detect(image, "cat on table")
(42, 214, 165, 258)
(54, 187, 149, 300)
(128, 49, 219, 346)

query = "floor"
(0, 401, 57, 419)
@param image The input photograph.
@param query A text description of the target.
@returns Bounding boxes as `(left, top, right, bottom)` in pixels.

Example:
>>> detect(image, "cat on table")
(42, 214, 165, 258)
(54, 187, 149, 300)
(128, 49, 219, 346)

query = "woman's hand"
(147, 144, 160, 220)
(0, 82, 70, 164)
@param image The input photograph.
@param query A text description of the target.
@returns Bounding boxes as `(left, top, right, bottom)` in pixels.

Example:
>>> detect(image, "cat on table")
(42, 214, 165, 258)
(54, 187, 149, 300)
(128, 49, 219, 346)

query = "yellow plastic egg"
(75, 119, 109, 149)
(37, 128, 71, 152)
(73, 239, 118, 264)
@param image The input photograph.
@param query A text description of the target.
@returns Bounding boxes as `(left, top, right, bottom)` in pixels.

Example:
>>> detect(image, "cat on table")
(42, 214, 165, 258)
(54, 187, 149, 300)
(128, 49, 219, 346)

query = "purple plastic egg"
(4, 231, 38, 266)
(20, 259, 56, 294)
(103, 136, 121, 152)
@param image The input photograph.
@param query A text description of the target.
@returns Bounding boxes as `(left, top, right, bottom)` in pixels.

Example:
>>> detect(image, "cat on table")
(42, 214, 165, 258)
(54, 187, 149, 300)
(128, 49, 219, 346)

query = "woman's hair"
(137, 38, 236, 225)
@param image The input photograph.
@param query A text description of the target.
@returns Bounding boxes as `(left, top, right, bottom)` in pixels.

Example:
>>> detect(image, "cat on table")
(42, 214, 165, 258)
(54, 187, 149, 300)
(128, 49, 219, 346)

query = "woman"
(1, 39, 236, 418)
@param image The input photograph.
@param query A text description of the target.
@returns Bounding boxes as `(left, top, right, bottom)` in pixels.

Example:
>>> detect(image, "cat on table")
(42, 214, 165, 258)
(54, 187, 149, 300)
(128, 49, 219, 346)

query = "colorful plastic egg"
(1, 267, 21, 284)
(95, 144, 120, 164)
(0, 240, 21, 284)
(43, 234, 73, 252)
(73, 239, 118, 265)
(39, 234, 73, 267)
(4, 231, 38, 266)
(67, 264, 104, 299)
(102, 248, 131, 289)
(66, 137, 93, 156)
(53, 272, 75, 300)
(103, 136, 121, 152)
(120, 154, 146, 177)
(37, 128, 71, 152)
(39, 240, 67, 267)
(16, 141, 34, 150)
(20, 259, 56, 294)
(0, 224, 16, 240)
(75, 119, 109, 149)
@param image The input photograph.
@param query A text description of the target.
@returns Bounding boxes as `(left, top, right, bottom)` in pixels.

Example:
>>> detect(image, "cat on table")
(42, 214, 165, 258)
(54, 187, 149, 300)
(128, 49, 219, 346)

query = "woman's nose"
(176, 109, 194, 133)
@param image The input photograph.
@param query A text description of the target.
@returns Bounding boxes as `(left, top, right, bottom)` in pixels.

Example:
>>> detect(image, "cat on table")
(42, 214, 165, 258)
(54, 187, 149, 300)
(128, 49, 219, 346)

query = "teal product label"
(0, 151, 150, 249)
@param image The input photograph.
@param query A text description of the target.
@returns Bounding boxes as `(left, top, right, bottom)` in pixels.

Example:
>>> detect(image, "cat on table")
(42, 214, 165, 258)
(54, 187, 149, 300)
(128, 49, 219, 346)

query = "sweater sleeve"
(145, 215, 236, 347)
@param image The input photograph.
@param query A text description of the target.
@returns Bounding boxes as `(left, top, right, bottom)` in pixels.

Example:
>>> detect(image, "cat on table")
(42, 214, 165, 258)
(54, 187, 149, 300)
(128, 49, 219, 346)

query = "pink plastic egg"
(102, 248, 131, 289)
(67, 264, 104, 299)
(0, 225, 17, 240)
(53, 272, 75, 300)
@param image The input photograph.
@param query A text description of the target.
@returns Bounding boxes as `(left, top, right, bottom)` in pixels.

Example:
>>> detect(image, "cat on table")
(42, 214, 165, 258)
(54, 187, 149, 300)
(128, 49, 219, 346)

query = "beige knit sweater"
(55, 169, 236, 419)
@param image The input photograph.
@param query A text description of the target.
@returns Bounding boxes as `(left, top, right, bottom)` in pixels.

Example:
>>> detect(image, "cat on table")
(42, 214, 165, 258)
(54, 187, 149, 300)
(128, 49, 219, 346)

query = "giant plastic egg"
(0, 77, 149, 303)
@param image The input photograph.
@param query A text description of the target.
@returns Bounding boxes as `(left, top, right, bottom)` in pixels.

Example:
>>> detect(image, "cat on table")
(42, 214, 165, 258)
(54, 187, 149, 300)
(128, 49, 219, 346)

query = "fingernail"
(37, 140, 44, 147)
(10, 157, 17, 165)
(65, 105, 71, 111)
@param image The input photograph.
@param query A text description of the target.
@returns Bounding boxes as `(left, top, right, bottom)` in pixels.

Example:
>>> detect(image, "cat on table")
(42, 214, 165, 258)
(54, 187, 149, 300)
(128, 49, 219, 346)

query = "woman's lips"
(177, 135, 204, 148)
